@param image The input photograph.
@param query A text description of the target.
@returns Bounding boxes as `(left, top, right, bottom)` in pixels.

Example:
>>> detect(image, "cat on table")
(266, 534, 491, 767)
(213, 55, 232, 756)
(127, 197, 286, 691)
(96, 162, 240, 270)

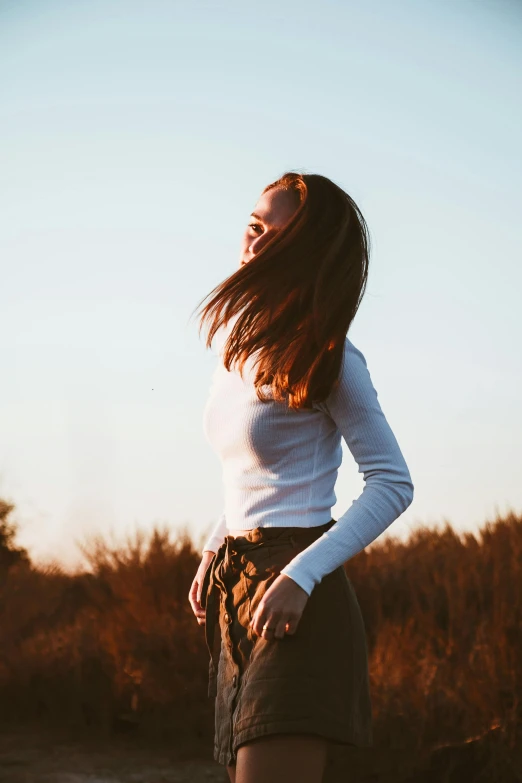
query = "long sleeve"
(279, 339, 414, 596)
(201, 510, 228, 554)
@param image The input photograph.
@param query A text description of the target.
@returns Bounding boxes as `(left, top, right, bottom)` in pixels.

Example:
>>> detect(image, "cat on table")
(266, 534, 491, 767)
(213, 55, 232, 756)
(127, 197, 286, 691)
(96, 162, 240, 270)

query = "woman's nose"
(251, 231, 273, 256)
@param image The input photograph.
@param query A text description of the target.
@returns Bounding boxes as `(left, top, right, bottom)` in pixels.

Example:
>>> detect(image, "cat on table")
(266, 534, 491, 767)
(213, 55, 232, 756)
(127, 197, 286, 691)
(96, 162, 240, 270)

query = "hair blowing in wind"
(194, 171, 371, 410)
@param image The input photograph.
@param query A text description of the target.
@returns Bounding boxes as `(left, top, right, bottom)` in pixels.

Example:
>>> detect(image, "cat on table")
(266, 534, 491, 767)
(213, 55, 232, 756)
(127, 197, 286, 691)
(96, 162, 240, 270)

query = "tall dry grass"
(346, 511, 522, 753)
(0, 501, 521, 770)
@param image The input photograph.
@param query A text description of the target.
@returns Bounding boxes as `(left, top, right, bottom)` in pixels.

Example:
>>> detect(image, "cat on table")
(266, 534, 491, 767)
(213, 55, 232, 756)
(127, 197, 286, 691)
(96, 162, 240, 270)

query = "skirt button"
(232, 674, 238, 686)
(224, 612, 231, 624)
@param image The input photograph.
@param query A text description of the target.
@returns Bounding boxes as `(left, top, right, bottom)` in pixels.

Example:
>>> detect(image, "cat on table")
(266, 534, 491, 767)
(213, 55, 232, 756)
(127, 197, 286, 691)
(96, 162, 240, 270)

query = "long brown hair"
(194, 171, 371, 410)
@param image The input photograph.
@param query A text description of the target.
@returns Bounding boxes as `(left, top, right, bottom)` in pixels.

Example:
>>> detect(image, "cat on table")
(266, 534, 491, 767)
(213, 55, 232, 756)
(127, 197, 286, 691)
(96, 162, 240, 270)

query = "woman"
(188, 171, 414, 783)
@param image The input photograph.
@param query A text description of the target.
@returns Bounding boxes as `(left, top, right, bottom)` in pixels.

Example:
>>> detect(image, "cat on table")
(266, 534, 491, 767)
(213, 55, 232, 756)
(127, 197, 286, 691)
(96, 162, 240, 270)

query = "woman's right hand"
(188, 550, 216, 625)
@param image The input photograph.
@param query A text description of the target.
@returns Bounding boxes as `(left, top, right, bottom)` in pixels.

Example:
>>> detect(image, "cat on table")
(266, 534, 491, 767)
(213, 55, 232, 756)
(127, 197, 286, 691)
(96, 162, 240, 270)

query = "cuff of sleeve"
(201, 512, 227, 554)
(201, 533, 225, 554)
(279, 564, 316, 597)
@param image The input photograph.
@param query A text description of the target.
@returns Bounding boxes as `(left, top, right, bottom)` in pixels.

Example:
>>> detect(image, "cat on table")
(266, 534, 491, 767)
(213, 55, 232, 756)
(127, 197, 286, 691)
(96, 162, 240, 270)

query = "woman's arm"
(280, 337, 414, 596)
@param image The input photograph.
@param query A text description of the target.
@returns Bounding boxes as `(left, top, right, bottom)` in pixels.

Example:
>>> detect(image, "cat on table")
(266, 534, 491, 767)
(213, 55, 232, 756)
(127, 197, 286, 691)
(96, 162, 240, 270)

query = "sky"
(1, 0, 521, 571)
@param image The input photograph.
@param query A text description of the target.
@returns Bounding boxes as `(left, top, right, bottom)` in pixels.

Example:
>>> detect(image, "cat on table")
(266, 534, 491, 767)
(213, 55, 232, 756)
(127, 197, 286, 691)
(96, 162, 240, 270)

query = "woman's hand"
(250, 573, 309, 640)
(188, 550, 215, 626)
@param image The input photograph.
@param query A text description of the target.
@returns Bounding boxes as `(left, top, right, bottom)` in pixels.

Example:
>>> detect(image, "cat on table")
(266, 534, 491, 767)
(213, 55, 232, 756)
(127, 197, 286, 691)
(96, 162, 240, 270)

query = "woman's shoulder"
(312, 336, 375, 415)
(343, 333, 367, 359)
(338, 335, 371, 385)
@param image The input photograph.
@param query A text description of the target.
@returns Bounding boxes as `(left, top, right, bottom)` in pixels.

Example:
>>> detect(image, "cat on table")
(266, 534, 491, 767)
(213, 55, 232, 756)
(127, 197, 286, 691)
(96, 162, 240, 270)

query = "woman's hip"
(217, 524, 369, 676)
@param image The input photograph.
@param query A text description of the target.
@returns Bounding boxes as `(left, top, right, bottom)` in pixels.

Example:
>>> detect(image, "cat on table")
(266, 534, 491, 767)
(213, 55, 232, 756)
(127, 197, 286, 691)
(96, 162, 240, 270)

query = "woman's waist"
(225, 523, 331, 537)
(225, 520, 331, 539)
(223, 518, 336, 547)
(223, 504, 335, 535)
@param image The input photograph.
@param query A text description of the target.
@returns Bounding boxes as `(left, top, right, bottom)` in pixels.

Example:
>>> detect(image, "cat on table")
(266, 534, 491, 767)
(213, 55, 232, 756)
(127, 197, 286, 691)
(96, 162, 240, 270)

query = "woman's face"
(239, 187, 299, 269)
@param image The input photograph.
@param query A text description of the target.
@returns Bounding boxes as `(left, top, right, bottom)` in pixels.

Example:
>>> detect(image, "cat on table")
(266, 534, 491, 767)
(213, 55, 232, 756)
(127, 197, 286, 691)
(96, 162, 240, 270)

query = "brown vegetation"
(1, 499, 521, 782)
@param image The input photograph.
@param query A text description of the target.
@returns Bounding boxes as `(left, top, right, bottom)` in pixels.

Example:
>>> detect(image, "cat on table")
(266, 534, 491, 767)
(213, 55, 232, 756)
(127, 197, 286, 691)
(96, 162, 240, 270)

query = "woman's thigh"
(232, 733, 328, 783)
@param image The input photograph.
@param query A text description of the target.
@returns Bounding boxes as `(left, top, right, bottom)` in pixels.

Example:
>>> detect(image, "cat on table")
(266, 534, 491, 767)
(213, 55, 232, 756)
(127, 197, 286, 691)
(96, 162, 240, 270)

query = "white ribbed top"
(201, 326, 414, 596)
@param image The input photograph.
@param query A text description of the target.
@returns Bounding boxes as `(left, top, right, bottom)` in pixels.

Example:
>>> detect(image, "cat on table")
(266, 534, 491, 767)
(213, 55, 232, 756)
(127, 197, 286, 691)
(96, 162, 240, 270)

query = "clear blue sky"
(1, 0, 521, 570)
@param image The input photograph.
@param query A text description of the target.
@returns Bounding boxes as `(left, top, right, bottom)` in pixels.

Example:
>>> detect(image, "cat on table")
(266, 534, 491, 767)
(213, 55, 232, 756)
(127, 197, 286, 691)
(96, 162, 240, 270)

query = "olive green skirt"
(201, 519, 373, 767)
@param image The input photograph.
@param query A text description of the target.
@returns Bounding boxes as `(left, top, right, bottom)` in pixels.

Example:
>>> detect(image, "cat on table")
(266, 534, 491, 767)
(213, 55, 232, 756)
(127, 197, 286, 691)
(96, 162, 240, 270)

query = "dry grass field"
(1, 498, 521, 782)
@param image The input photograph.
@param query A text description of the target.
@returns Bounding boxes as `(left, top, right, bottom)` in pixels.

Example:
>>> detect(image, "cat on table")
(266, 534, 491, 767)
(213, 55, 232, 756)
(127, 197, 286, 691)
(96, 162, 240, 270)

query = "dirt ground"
(0, 728, 227, 783)
(2, 724, 518, 783)
(0, 727, 406, 783)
